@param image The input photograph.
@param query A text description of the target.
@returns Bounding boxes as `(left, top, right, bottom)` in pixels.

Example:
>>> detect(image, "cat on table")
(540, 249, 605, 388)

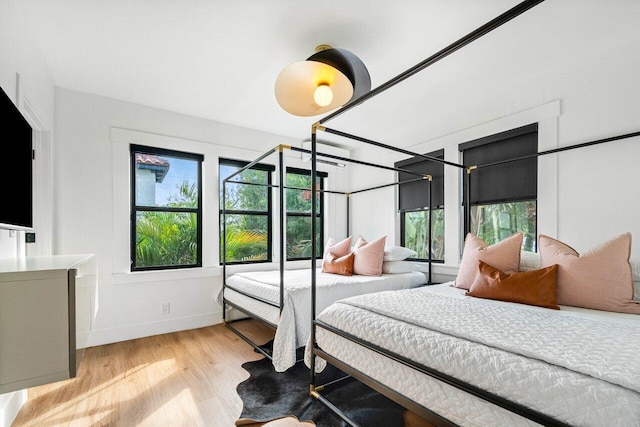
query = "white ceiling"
(15, 0, 640, 149)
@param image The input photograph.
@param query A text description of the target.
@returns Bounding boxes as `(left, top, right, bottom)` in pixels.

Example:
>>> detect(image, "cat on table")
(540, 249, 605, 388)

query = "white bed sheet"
(220, 268, 426, 372)
(305, 283, 640, 426)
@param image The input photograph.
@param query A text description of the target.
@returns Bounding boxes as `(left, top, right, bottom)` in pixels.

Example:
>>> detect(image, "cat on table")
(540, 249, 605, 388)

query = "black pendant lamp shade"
(275, 45, 371, 117)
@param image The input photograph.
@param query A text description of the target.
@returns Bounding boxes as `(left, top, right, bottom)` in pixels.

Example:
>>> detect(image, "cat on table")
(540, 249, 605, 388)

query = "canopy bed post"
(279, 147, 285, 311)
(222, 179, 227, 324)
(346, 193, 350, 237)
(309, 123, 320, 387)
(427, 175, 433, 285)
(464, 166, 475, 236)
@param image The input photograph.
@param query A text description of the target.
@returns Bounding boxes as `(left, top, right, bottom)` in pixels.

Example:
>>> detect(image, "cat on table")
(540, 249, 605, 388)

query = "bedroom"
(1, 0, 639, 426)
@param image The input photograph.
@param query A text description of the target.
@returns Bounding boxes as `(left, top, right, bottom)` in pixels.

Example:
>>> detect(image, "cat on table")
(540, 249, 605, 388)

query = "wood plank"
(12, 319, 433, 426)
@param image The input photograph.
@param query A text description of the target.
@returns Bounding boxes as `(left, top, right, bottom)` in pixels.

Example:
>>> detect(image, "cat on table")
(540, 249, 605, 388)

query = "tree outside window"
(286, 168, 326, 260)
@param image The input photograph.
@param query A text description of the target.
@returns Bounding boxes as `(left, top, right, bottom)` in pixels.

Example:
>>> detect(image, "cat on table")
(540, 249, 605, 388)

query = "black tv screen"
(0, 85, 33, 231)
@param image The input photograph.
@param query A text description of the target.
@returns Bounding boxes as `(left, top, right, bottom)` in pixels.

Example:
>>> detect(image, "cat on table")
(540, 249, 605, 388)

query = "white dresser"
(0, 254, 94, 394)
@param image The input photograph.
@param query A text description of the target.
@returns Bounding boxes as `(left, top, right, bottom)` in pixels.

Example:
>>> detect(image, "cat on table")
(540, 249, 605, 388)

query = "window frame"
(285, 167, 327, 261)
(130, 144, 204, 272)
(460, 123, 538, 250)
(219, 157, 275, 265)
(396, 149, 445, 262)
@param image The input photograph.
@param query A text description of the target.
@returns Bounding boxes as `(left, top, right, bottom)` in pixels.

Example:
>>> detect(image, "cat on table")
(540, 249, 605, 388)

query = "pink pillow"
(453, 232, 523, 290)
(324, 236, 352, 257)
(539, 233, 640, 314)
(353, 235, 387, 276)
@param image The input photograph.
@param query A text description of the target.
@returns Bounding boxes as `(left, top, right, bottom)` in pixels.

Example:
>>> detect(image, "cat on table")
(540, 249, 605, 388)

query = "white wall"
(0, 0, 55, 258)
(0, 0, 55, 423)
(55, 88, 350, 348)
(349, 35, 640, 274)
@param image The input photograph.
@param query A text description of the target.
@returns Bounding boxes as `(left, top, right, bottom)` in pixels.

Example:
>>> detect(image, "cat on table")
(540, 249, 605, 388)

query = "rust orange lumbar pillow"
(453, 232, 523, 290)
(466, 260, 560, 310)
(322, 236, 353, 275)
(322, 252, 355, 276)
(538, 232, 640, 314)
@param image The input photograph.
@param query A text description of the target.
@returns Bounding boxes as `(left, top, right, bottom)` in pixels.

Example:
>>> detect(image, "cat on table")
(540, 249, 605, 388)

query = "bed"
(220, 135, 434, 372)
(305, 283, 640, 426)
(297, 0, 640, 423)
(220, 267, 427, 372)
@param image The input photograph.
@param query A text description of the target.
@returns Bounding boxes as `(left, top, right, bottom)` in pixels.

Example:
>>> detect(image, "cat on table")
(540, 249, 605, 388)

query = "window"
(286, 167, 327, 260)
(460, 123, 538, 251)
(130, 145, 203, 271)
(219, 158, 274, 264)
(395, 149, 445, 261)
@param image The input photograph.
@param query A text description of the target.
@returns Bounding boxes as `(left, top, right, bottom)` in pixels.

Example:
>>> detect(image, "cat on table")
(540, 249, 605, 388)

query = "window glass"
(219, 159, 273, 264)
(286, 216, 322, 259)
(396, 149, 444, 262)
(286, 169, 324, 260)
(403, 209, 445, 260)
(131, 145, 203, 271)
(470, 201, 536, 251)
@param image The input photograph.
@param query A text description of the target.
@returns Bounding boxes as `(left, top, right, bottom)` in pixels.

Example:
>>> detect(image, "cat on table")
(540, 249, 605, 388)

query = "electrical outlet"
(161, 302, 170, 315)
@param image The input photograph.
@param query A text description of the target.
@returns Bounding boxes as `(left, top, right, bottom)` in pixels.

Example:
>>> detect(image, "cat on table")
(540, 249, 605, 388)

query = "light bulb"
(314, 84, 333, 107)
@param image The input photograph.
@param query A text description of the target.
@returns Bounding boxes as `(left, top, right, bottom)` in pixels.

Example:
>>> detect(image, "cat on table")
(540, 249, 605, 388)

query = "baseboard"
(0, 389, 27, 427)
(83, 311, 223, 348)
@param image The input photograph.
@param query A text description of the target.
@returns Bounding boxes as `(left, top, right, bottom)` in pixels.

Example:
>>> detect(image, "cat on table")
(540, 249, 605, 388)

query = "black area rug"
(236, 341, 406, 426)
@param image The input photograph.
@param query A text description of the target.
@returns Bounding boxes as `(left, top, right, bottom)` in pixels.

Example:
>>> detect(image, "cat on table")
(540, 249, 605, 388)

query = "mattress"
(305, 283, 640, 426)
(220, 268, 427, 372)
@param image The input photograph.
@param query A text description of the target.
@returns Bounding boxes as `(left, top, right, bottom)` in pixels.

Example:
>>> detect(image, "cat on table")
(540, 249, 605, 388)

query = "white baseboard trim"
(83, 311, 224, 348)
(0, 389, 27, 427)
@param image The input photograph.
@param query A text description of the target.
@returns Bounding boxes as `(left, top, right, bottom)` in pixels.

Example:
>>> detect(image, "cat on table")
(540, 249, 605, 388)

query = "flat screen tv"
(0, 85, 33, 231)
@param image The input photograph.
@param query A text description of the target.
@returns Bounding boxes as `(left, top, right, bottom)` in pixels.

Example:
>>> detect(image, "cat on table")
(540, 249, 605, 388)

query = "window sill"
(112, 266, 222, 285)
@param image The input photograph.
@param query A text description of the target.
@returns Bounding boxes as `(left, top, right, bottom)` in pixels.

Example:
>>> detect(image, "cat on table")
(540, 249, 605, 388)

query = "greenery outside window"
(130, 144, 203, 271)
(396, 149, 445, 261)
(286, 167, 326, 260)
(460, 123, 538, 251)
(401, 208, 445, 260)
(470, 201, 536, 251)
(219, 158, 274, 264)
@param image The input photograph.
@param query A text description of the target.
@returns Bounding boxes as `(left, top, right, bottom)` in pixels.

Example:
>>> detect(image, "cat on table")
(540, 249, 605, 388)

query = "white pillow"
(627, 259, 639, 301)
(519, 250, 541, 271)
(630, 259, 640, 281)
(383, 245, 417, 261)
(382, 260, 424, 274)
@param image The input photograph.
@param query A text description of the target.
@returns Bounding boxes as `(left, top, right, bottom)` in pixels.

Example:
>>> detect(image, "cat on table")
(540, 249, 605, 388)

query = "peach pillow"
(321, 252, 355, 276)
(353, 235, 387, 276)
(466, 261, 560, 310)
(538, 233, 640, 314)
(453, 232, 523, 290)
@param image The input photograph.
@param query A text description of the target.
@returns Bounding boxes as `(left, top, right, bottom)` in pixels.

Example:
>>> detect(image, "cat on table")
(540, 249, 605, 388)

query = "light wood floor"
(12, 320, 432, 427)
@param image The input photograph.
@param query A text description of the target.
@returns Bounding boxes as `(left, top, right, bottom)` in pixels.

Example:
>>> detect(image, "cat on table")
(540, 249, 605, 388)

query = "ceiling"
(15, 0, 640, 150)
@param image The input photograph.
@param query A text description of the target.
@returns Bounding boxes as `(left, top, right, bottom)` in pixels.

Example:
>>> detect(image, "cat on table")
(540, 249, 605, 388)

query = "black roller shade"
(460, 124, 537, 205)
(395, 149, 444, 211)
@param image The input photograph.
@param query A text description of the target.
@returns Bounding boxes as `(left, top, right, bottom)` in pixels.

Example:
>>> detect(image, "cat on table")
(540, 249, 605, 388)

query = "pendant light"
(274, 45, 371, 117)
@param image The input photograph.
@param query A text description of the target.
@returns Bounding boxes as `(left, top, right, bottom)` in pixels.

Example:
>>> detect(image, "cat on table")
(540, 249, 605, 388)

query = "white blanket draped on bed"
(219, 268, 426, 372)
(306, 286, 640, 426)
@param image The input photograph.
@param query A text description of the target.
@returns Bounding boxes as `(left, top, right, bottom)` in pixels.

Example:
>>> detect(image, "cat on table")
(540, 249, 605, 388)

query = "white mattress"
(220, 268, 426, 372)
(305, 283, 640, 426)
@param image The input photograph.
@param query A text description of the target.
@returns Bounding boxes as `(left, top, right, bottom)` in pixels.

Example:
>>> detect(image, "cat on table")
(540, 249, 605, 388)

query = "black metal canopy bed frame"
(220, 144, 435, 368)
(303, 0, 640, 426)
